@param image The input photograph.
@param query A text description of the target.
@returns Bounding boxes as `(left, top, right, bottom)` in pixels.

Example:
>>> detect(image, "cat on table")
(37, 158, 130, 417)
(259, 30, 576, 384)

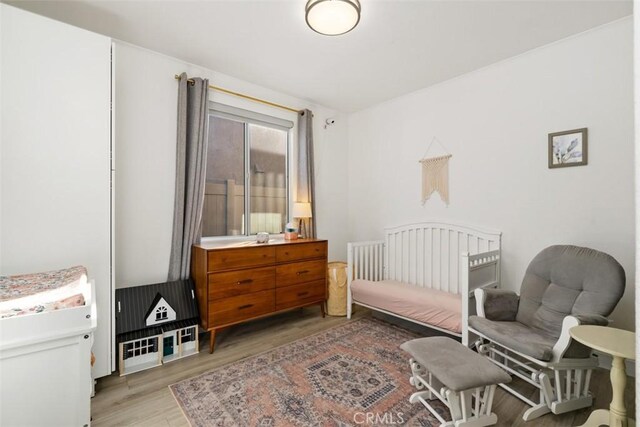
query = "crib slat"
(417, 228, 424, 287)
(365, 245, 370, 280)
(402, 230, 408, 283)
(390, 234, 395, 281)
(442, 229, 450, 292)
(434, 229, 441, 290)
(374, 243, 378, 281)
(381, 242, 385, 280)
(427, 228, 433, 287)
(410, 230, 418, 285)
(372, 244, 377, 281)
(393, 233, 398, 281)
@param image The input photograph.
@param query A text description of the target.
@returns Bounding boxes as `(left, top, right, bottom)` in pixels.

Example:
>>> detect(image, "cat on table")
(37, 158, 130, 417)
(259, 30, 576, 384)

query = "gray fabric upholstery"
(516, 245, 625, 338)
(471, 313, 610, 361)
(469, 316, 557, 361)
(482, 289, 519, 321)
(472, 245, 625, 361)
(401, 337, 511, 392)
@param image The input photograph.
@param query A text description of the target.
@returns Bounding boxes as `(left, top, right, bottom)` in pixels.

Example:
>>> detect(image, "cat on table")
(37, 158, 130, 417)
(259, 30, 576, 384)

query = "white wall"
(1, 4, 112, 377)
(114, 42, 348, 288)
(348, 18, 635, 331)
(634, 0, 639, 409)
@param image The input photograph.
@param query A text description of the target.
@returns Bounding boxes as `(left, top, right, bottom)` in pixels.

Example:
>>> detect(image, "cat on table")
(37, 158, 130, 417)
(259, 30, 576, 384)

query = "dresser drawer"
(276, 242, 327, 263)
(208, 290, 275, 327)
(276, 280, 326, 311)
(276, 259, 326, 287)
(208, 267, 275, 300)
(207, 247, 276, 272)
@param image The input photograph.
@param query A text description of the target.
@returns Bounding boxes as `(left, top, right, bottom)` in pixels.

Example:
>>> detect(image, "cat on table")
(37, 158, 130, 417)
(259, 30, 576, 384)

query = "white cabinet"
(0, 4, 113, 379)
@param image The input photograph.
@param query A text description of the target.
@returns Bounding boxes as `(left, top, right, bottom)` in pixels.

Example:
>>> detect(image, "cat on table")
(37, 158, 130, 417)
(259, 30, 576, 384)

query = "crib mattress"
(0, 266, 87, 318)
(351, 279, 462, 333)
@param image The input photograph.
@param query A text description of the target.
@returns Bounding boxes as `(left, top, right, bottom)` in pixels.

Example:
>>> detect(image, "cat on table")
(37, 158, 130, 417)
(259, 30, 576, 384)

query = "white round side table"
(570, 325, 635, 427)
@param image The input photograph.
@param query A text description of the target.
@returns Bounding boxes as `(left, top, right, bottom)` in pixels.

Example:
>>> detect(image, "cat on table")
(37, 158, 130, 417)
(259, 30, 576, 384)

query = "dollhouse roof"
(115, 279, 199, 340)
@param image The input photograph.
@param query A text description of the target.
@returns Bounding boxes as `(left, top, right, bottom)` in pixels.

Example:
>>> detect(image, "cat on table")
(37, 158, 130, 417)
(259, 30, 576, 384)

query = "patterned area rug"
(170, 318, 449, 426)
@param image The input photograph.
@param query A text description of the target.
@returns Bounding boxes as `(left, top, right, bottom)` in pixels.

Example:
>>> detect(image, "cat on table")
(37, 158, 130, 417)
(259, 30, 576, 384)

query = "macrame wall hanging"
(419, 137, 452, 206)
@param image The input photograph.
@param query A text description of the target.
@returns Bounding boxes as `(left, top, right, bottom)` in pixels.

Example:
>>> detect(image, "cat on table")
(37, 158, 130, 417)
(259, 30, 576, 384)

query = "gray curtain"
(296, 109, 316, 238)
(168, 73, 209, 281)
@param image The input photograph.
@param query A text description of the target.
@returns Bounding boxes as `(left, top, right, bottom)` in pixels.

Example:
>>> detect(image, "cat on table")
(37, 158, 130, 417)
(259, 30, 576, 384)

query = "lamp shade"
(305, 0, 361, 36)
(292, 202, 312, 218)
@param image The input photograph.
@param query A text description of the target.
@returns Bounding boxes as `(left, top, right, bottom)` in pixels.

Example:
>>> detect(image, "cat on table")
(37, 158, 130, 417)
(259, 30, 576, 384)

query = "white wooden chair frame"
(408, 358, 499, 427)
(470, 289, 599, 421)
(347, 221, 502, 346)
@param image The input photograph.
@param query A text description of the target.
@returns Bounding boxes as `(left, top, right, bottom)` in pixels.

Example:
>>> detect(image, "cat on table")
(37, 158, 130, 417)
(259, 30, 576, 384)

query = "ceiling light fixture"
(305, 0, 361, 36)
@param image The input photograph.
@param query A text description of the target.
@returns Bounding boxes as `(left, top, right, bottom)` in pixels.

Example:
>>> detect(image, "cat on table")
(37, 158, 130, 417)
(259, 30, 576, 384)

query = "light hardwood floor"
(93, 308, 634, 426)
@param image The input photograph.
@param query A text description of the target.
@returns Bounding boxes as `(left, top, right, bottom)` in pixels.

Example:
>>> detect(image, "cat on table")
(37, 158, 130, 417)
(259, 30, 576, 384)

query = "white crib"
(347, 221, 502, 345)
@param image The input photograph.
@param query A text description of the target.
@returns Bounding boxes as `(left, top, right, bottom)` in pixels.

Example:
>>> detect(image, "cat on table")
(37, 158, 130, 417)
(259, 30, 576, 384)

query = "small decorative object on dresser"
(191, 239, 328, 353)
(284, 222, 298, 241)
(548, 127, 588, 168)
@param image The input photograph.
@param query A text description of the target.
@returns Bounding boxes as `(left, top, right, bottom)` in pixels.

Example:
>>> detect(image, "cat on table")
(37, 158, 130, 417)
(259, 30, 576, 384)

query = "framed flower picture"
(548, 128, 588, 168)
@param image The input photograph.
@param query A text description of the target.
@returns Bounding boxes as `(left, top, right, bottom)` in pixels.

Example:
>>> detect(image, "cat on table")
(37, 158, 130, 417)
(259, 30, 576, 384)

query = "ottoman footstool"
(401, 336, 511, 427)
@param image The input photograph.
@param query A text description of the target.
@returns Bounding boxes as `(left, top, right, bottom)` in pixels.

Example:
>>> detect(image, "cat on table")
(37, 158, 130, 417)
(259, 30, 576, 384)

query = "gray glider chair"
(468, 245, 625, 422)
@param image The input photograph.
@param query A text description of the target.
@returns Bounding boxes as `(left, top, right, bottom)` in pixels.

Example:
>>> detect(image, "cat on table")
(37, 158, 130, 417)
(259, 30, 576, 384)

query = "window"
(202, 103, 292, 238)
(155, 306, 168, 321)
(180, 327, 195, 344)
(123, 337, 157, 360)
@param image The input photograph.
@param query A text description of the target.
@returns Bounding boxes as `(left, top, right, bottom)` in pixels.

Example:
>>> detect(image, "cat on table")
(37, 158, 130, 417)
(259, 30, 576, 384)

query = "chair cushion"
(469, 315, 557, 361)
(400, 336, 511, 392)
(515, 245, 625, 339)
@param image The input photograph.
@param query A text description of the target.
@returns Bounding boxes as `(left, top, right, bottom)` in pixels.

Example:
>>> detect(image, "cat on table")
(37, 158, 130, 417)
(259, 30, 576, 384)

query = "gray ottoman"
(401, 336, 511, 427)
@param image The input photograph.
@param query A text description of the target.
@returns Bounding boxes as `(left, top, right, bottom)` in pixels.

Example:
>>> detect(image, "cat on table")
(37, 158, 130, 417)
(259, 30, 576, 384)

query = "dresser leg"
(320, 302, 325, 318)
(209, 330, 216, 354)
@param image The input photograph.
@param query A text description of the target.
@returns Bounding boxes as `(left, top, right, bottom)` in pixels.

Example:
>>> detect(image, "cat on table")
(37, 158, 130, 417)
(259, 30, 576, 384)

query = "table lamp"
(292, 202, 312, 238)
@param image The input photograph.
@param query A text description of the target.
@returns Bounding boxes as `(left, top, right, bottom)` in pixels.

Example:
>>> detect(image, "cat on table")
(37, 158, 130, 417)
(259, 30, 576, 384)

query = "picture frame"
(548, 128, 588, 168)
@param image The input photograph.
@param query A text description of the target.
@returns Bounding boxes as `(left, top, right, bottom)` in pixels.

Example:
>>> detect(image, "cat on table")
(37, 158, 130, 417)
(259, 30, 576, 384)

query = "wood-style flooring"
(92, 307, 634, 426)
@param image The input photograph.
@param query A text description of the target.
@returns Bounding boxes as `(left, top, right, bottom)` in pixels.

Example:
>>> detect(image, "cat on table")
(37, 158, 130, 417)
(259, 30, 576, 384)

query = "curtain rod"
(174, 74, 300, 114)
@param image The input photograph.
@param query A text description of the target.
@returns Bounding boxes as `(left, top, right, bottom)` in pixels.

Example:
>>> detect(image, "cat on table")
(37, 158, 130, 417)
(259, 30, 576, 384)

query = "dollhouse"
(115, 280, 199, 376)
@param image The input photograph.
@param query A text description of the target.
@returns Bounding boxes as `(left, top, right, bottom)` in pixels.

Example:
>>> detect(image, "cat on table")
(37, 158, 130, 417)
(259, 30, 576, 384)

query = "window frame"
(123, 337, 156, 360)
(155, 306, 168, 321)
(202, 103, 293, 241)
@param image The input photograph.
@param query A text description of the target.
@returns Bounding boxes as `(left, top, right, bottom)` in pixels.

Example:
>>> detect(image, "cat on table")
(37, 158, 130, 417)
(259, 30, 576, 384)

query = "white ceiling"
(7, 0, 633, 112)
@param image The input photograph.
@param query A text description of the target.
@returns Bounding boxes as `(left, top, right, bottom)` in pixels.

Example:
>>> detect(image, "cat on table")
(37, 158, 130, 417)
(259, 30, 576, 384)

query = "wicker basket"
(327, 261, 348, 316)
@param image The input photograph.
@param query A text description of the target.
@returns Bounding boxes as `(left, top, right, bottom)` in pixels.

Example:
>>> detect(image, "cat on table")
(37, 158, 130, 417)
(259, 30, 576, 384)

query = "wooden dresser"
(191, 239, 328, 353)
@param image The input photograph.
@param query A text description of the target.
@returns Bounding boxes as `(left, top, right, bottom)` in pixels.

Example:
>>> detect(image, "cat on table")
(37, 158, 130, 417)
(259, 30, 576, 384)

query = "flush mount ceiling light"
(305, 0, 361, 36)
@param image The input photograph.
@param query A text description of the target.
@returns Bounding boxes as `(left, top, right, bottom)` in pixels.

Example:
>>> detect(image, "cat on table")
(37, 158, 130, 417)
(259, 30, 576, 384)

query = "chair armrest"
(551, 314, 610, 361)
(474, 288, 519, 321)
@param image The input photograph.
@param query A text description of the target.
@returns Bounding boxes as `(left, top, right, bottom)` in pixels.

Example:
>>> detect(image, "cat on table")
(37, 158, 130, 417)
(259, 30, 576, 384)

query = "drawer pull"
(238, 304, 254, 310)
(297, 291, 309, 297)
(237, 279, 254, 285)
(296, 270, 310, 275)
